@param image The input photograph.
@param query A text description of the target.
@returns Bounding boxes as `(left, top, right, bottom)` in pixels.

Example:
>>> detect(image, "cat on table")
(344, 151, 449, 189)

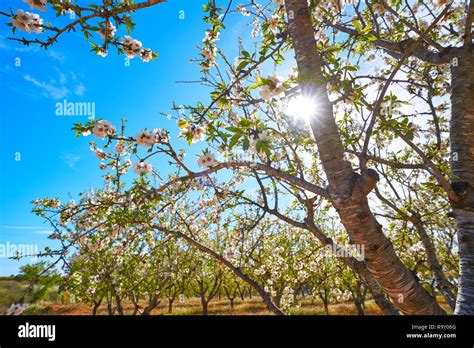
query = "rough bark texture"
(450, 47, 474, 314)
(285, 0, 445, 315)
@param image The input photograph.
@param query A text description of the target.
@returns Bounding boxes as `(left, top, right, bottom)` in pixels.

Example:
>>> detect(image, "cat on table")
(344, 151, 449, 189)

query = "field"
(2, 278, 452, 315)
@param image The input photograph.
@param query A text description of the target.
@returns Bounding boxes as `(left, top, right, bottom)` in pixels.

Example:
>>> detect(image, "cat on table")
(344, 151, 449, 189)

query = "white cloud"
(59, 152, 81, 169)
(0, 41, 65, 63)
(0, 225, 45, 230)
(33, 230, 54, 235)
(0, 225, 53, 234)
(46, 50, 65, 62)
(75, 83, 85, 96)
(59, 73, 67, 84)
(24, 74, 70, 99)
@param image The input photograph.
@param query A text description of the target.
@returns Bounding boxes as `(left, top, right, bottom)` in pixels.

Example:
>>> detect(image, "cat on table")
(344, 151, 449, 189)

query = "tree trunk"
(132, 304, 140, 316)
(168, 298, 174, 314)
(352, 286, 365, 316)
(320, 292, 329, 315)
(230, 298, 234, 310)
(354, 280, 365, 315)
(142, 295, 160, 315)
(273, 293, 282, 308)
(238, 285, 245, 301)
(107, 304, 114, 315)
(284, 0, 445, 315)
(115, 295, 124, 315)
(354, 298, 365, 316)
(92, 299, 101, 315)
(201, 298, 209, 316)
(450, 48, 474, 315)
(107, 295, 114, 315)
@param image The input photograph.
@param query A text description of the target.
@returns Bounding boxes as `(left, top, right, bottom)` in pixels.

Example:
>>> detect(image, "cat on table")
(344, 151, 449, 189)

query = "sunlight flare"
(285, 95, 319, 121)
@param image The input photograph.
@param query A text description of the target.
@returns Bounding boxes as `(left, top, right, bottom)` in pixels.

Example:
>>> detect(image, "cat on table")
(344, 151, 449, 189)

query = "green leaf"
(366, 34, 378, 41)
(242, 137, 250, 151)
(236, 60, 249, 71)
(226, 126, 243, 134)
(352, 20, 362, 32)
(229, 133, 242, 149)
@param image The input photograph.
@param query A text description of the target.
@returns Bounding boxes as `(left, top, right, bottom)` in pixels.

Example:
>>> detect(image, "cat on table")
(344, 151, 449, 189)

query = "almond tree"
(4, 0, 473, 314)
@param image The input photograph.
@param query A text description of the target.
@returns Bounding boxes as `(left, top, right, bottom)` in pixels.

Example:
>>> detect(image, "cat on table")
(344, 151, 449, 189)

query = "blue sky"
(0, 1, 412, 276)
(0, 0, 252, 275)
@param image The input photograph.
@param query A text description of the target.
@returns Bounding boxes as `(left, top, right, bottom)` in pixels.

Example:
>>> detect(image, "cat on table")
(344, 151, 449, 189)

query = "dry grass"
(29, 295, 453, 315)
(1, 278, 453, 316)
(25, 297, 385, 316)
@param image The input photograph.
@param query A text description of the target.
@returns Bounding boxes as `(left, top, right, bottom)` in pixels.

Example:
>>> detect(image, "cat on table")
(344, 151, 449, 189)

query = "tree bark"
(92, 298, 102, 315)
(353, 280, 365, 315)
(450, 47, 474, 314)
(319, 291, 329, 315)
(115, 295, 124, 315)
(285, 0, 445, 315)
(168, 297, 175, 313)
(201, 298, 209, 316)
(354, 298, 365, 316)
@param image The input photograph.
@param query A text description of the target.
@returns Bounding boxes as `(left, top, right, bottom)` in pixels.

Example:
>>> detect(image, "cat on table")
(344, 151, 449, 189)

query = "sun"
(285, 95, 319, 121)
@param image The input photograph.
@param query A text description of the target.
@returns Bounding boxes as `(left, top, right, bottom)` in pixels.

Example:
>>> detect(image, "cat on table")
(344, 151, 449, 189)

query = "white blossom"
(12, 10, 44, 34)
(22, 0, 47, 11)
(121, 36, 143, 58)
(6, 303, 27, 315)
(92, 120, 116, 139)
(197, 153, 217, 169)
(99, 21, 116, 39)
(136, 129, 155, 147)
(133, 161, 153, 174)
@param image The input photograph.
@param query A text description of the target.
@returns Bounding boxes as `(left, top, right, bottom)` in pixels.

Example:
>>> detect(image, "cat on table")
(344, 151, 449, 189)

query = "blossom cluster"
(6, 303, 27, 315)
(22, 0, 47, 11)
(99, 20, 117, 39)
(133, 161, 154, 175)
(200, 29, 219, 71)
(178, 120, 206, 143)
(259, 75, 285, 101)
(266, 15, 279, 33)
(12, 10, 44, 34)
(249, 130, 272, 154)
(92, 120, 116, 139)
(136, 128, 169, 147)
(197, 153, 217, 169)
(121, 36, 154, 62)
